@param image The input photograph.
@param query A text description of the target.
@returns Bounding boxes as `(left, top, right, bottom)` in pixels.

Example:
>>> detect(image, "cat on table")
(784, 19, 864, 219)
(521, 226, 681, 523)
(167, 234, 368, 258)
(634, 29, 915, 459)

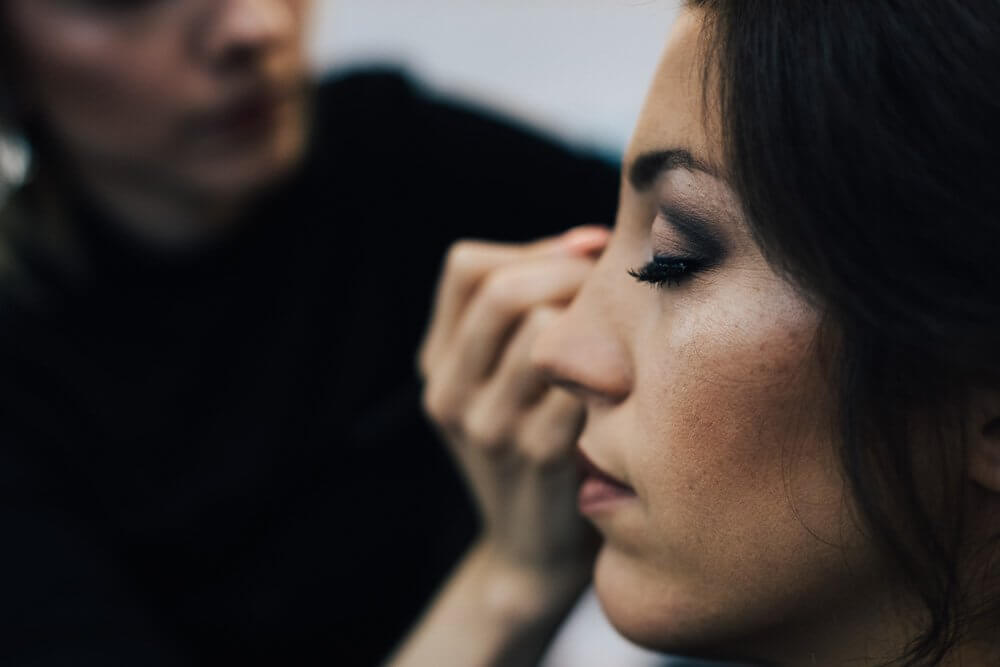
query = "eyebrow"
(627, 149, 720, 191)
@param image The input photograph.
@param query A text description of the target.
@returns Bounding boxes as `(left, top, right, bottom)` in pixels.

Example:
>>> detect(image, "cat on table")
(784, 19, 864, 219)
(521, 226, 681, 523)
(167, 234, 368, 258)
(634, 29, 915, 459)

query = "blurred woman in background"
(0, 1, 617, 664)
(410, 1, 1000, 665)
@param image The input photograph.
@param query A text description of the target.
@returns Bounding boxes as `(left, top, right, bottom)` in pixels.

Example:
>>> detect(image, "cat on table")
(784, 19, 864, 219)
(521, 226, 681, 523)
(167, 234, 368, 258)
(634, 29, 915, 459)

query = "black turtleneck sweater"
(0, 71, 619, 666)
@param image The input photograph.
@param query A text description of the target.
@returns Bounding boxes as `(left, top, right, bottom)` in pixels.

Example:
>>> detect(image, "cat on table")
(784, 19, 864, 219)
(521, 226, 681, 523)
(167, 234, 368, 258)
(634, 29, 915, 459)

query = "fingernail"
(561, 226, 611, 256)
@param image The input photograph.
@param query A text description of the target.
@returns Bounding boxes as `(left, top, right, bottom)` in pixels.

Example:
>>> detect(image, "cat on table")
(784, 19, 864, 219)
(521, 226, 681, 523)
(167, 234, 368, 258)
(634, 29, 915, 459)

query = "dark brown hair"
(690, 1, 1000, 664)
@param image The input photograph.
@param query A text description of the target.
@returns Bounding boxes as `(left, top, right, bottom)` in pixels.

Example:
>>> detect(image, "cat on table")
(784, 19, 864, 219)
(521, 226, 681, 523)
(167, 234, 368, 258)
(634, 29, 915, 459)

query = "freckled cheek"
(630, 316, 830, 548)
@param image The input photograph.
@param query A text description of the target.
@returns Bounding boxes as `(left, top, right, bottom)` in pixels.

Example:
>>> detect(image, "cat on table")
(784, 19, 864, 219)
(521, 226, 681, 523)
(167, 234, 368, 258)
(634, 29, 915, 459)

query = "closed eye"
(628, 255, 705, 288)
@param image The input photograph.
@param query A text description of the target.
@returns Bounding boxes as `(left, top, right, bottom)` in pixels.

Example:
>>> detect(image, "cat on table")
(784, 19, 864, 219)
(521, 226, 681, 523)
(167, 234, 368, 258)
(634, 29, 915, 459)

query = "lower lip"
(200, 95, 290, 143)
(578, 474, 637, 515)
(224, 98, 283, 134)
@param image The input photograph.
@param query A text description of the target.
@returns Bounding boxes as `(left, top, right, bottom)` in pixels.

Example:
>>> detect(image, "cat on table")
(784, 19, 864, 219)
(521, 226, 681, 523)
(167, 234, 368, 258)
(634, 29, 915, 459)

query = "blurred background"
(0, 1, 678, 200)
(0, 2, 688, 665)
(305, 5, 677, 664)
(306, 0, 675, 155)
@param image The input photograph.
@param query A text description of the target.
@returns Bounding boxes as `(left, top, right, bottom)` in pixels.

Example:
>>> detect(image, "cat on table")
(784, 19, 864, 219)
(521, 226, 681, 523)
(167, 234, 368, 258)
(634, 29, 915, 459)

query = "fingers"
(419, 226, 610, 377)
(499, 388, 588, 566)
(452, 386, 586, 553)
(516, 388, 586, 468)
(419, 236, 563, 377)
(454, 254, 592, 375)
(424, 255, 593, 425)
(416, 229, 606, 582)
(460, 306, 561, 451)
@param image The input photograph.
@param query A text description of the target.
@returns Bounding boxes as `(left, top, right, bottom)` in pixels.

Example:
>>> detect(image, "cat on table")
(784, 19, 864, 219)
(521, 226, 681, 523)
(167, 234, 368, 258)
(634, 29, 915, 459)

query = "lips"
(577, 446, 637, 515)
(189, 82, 299, 142)
(208, 91, 282, 131)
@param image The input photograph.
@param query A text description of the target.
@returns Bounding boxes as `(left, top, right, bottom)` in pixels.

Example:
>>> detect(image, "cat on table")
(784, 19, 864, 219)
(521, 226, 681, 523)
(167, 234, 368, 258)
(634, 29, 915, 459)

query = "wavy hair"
(688, 1, 1000, 663)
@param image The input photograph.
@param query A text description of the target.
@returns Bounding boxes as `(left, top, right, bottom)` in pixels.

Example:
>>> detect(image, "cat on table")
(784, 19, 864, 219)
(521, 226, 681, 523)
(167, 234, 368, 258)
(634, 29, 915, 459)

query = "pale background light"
(306, 0, 679, 156)
(2, 1, 679, 198)
(309, 4, 681, 664)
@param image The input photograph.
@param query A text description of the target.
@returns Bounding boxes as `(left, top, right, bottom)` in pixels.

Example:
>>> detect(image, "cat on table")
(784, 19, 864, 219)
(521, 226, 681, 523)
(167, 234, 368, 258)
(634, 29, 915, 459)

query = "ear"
(968, 394, 1000, 493)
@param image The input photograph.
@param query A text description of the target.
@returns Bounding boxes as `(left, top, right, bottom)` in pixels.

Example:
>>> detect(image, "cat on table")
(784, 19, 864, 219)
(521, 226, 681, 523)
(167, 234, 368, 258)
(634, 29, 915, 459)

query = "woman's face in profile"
(535, 9, 899, 663)
(4, 0, 310, 197)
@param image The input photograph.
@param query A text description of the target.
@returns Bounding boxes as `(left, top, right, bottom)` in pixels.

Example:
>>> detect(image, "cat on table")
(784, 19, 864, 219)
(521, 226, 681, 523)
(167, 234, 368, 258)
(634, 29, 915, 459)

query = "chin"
(592, 543, 760, 663)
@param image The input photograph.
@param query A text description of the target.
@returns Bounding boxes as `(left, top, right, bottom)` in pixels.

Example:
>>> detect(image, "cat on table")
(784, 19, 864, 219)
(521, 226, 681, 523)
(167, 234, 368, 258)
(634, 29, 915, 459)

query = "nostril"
(547, 376, 592, 397)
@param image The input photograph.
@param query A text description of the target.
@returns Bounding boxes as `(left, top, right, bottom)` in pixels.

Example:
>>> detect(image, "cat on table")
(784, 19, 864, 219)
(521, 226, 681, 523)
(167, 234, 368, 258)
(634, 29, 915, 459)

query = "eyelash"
(628, 255, 704, 288)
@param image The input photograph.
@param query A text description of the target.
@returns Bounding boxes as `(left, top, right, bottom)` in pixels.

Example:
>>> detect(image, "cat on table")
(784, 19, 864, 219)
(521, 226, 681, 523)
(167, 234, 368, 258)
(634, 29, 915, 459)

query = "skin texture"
(419, 227, 612, 582)
(402, 227, 612, 667)
(530, 10, 909, 665)
(10, 2, 996, 663)
(4, 0, 310, 242)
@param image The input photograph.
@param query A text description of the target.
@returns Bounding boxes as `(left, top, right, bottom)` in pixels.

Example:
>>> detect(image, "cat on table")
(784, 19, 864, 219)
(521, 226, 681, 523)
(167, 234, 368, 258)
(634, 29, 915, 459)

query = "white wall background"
(306, 0, 679, 156)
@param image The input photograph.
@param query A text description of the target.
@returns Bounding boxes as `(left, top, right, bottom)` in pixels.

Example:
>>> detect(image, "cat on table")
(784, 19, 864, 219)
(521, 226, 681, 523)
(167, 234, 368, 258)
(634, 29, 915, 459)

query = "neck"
(723, 575, 926, 666)
(777, 605, 917, 666)
(67, 159, 248, 250)
(753, 595, 1000, 667)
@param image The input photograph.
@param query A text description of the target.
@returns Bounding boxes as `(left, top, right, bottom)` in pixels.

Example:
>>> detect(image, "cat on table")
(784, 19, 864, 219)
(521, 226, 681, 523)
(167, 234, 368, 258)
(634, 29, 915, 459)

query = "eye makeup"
(630, 201, 727, 289)
(654, 202, 726, 260)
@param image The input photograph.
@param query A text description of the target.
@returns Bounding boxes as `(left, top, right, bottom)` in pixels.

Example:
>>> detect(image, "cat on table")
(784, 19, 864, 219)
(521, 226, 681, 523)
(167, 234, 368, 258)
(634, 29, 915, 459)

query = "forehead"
(626, 8, 718, 170)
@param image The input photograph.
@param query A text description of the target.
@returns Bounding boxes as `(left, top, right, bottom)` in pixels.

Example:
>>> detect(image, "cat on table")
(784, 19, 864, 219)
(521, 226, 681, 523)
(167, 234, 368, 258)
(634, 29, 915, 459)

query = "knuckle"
(526, 309, 562, 369)
(524, 305, 559, 333)
(479, 271, 525, 315)
(422, 381, 456, 426)
(444, 240, 484, 281)
(516, 397, 584, 469)
(520, 437, 566, 470)
(462, 411, 509, 453)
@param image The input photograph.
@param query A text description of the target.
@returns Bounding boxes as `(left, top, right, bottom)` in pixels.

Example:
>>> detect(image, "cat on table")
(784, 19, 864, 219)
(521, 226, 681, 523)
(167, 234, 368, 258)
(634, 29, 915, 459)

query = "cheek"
(13, 8, 191, 154)
(613, 280, 868, 635)
(635, 282, 835, 520)
(289, 0, 312, 27)
(639, 332, 839, 546)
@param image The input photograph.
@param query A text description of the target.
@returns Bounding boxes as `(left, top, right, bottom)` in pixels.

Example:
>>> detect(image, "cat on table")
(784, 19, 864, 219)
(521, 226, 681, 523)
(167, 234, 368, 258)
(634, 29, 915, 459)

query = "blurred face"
(5, 0, 310, 198)
(533, 9, 901, 664)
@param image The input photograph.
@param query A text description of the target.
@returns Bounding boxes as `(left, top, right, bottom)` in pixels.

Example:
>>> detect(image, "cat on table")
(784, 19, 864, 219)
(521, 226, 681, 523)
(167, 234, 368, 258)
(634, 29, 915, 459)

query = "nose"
(531, 264, 633, 405)
(202, 0, 298, 70)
